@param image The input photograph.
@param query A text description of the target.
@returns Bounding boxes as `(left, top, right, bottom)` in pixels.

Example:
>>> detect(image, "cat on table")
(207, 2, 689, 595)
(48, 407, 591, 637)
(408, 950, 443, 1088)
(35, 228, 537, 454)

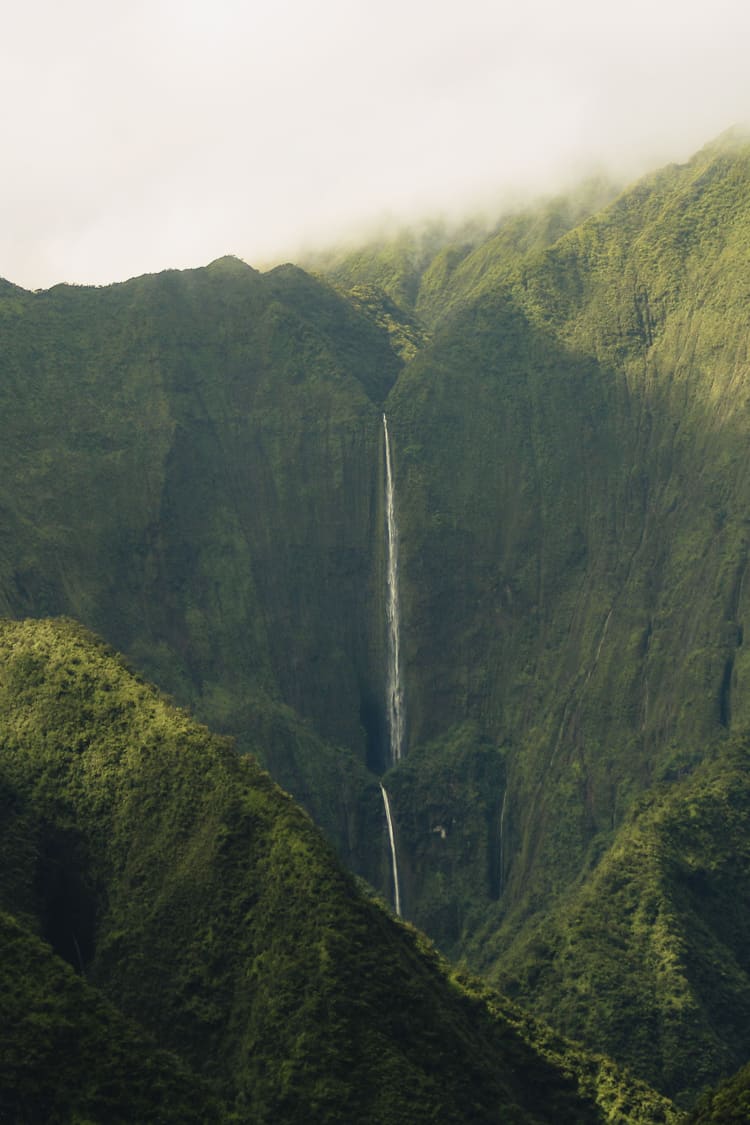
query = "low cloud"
(3, 0, 749, 289)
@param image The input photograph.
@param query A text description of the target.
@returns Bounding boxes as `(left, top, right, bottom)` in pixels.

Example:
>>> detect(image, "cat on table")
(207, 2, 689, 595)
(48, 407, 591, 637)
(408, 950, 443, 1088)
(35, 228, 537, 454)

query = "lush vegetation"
(2, 129, 750, 1106)
(0, 256, 395, 875)
(0, 910, 221, 1123)
(469, 736, 750, 1104)
(689, 1061, 750, 1123)
(0, 617, 675, 1122)
(359, 130, 750, 1101)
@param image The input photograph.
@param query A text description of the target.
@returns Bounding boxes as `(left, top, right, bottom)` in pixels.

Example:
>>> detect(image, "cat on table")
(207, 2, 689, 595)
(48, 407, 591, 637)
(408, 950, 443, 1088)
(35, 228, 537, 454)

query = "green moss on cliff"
(2, 132, 750, 1109)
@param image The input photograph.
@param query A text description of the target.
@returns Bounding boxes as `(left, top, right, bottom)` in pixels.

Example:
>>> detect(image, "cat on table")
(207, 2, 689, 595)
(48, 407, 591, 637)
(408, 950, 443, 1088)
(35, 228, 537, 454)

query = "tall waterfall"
(498, 788, 507, 893)
(383, 414, 405, 764)
(380, 783, 402, 916)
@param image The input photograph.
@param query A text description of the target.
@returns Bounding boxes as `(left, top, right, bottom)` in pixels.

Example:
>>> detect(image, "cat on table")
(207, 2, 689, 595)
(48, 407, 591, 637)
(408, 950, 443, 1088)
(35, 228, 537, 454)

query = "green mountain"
(308, 175, 619, 328)
(374, 130, 750, 1102)
(2, 128, 750, 1106)
(689, 1059, 750, 1123)
(0, 256, 396, 878)
(0, 616, 675, 1123)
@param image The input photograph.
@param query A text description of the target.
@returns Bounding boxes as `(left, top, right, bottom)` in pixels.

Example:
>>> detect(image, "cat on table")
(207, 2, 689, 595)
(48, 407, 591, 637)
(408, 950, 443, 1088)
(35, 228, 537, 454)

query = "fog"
(3, 0, 750, 289)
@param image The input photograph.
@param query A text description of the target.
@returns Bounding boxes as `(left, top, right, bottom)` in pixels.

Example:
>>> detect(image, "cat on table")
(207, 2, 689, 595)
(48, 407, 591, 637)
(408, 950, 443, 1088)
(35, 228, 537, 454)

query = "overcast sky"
(3, 0, 750, 289)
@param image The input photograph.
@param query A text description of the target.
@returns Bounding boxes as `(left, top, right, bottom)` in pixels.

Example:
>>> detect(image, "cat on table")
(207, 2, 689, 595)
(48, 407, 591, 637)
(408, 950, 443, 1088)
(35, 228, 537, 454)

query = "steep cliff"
(2, 131, 750, 1102)
(0, 256, 399, 878)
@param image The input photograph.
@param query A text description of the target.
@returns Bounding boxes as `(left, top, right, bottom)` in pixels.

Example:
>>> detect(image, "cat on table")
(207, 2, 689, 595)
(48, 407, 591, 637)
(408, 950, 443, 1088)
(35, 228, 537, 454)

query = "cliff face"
(388, 138, 750, 878)
(375, 135, 750, 1100)
(0, 257, 400, 876)
(3, 132, 750, 1101)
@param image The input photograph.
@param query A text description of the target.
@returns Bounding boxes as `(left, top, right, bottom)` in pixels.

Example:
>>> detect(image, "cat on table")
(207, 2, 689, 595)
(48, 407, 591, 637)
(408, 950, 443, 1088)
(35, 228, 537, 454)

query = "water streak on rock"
(380, 782, 402, 916)
(383, 414, 405, 764)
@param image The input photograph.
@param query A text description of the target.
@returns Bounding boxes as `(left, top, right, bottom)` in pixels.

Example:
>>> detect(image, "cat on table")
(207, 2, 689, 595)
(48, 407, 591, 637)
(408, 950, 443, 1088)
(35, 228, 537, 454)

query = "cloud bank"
(3, 0, 749, 288)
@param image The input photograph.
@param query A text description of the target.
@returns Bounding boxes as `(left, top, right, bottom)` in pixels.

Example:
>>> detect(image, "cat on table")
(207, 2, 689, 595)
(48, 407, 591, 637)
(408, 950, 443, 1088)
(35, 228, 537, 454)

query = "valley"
(2, 127, 750, 1116)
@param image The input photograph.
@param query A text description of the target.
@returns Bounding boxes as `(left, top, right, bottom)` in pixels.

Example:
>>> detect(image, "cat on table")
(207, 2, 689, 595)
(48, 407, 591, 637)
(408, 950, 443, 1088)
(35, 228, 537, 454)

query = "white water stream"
(498, 788, 507, 892)
(383, 414, 405, 764)
(380, 782, 402, 916)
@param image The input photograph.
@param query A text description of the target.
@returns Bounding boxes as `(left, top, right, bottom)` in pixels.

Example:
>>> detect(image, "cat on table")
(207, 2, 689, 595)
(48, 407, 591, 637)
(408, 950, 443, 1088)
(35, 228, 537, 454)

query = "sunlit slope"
(311, 178, 618, 329)
(0, 617, 676, 1124)
(470, 737, 750, 1105)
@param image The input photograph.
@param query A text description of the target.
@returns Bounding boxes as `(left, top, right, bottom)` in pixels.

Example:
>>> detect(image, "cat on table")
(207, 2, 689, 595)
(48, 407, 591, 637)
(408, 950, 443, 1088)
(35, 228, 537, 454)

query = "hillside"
(309, 175, 619, 328)
(0, 617, 676, 1123)
(0, 255, 396, 878)
(373, 128, 750, 1100)
(2, 129, 750, 1103)
(689, 1060, 750, 1123)
(0, 911, 222, 1123)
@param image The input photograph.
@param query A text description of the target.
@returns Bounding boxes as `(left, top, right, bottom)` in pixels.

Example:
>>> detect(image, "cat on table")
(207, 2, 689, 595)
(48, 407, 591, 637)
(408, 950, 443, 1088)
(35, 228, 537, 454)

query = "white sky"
(3, 0, 750, 289)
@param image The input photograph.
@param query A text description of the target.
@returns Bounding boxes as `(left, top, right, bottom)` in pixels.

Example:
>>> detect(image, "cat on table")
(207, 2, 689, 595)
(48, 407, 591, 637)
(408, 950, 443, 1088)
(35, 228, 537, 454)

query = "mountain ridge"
(1, 130, 750, 1104)
(0, 615, 677, 1123)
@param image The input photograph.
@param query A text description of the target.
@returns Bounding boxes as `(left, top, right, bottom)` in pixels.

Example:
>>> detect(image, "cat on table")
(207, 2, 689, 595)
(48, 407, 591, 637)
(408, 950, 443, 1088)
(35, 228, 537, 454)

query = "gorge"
(2, 128, 750, 1116)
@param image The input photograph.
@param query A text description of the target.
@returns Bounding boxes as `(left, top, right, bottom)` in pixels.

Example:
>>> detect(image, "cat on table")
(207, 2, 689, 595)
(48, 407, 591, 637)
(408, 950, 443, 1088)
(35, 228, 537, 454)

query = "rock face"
(2, 131, 750, 1102)
(0, 257, 397, 880)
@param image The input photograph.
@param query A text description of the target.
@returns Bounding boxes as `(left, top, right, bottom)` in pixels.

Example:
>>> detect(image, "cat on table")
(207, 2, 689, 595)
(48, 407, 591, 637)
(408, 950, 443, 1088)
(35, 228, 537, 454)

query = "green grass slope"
(0, 617, 676, 1123)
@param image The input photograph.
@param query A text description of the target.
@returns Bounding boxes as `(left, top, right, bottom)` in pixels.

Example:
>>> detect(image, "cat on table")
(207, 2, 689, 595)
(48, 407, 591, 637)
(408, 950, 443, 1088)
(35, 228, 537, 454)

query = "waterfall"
(380, 782, 402, 916)
(498, 788, 507, 893)
(383, 414, 405, 764)
(380, 417, 405, 918)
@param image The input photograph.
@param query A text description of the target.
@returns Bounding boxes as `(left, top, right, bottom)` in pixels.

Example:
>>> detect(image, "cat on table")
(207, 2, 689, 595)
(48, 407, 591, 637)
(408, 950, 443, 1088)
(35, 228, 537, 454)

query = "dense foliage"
(0, 618, 675, 1123)
(689, 1061, 750, 1123)
(2, 129, 750, 1104)
(471, 738, 750, 1103)
(0, 910, 221, 1123)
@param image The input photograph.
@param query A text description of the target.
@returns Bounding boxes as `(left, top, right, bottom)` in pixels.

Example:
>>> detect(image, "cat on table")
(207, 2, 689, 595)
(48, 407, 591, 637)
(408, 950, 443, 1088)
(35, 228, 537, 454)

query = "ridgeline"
(2, 129, 750, 1108)
(0, 617, 674, 1122)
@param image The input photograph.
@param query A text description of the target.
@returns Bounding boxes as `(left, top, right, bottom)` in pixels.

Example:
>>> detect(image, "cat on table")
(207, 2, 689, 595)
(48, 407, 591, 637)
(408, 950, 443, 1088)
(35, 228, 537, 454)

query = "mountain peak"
(205, 254, 259, 275)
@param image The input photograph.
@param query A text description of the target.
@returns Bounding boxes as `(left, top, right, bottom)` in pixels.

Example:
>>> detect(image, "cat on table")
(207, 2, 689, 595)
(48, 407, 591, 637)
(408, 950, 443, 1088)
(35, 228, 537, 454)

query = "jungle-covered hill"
(0, 616, 676, 1123)
(3, 128, 750, 1105)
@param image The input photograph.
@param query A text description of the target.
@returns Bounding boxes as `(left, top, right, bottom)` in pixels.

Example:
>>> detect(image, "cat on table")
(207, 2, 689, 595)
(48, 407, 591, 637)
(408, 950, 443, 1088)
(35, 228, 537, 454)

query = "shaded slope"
(367, 130, 750, 1097)
(0, 617, 675, 1124)
(0, 255, 405, 873)
(0, 910, 222, 1124)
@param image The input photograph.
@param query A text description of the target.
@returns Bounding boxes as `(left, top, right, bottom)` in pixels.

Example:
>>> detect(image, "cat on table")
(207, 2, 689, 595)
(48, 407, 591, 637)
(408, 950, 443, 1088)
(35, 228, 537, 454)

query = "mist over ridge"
(3, 122, 747, 297)
(4, 124, 750, 1115)
(4, 0, 750, 289)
